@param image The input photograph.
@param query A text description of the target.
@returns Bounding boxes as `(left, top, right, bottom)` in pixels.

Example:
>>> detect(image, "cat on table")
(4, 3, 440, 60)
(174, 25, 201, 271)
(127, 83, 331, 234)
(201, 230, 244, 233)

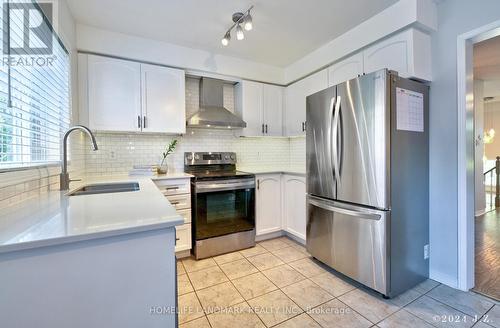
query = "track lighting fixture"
(236, 24, 244, 40)
(221, 6, 253, 46)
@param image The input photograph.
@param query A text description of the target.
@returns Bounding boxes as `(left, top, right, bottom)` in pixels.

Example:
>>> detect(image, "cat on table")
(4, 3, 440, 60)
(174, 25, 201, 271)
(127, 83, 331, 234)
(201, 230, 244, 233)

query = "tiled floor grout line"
(424, 290, 494, 320)
(211, 254, 270, 328)
(179, 237, 449, 328)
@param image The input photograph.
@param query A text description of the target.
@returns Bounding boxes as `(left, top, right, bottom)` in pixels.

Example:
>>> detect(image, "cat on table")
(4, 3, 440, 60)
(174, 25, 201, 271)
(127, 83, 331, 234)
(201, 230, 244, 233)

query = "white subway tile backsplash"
(1, 78, 306, 207)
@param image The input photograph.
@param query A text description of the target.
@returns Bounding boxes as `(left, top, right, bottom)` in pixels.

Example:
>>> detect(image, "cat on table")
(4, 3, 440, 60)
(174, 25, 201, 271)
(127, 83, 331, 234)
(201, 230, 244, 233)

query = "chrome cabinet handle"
(143, 116, 147, 128)
(301, 122, 304, 131)
(257, 179, 260, 190)
(262, 124, 264, 134)
(171, 201, 180, 205)
(165, 186, 179, 190)
(137, 115, 141, 128)
(265, 124, 268, 134)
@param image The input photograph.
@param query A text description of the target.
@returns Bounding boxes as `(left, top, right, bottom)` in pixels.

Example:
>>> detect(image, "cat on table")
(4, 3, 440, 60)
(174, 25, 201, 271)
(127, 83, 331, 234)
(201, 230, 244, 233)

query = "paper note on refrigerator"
(396, 87, 424, 132)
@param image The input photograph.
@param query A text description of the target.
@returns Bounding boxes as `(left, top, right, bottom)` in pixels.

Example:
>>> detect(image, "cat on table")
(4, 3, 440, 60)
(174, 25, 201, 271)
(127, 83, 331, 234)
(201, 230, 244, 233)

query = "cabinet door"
(175, 223, 192, 252)
(328, 53, 364, 87)
(236, 80, 264, 136)
(362, 28, 431, 81)
(283, 175, 306, 240)
(256, 174, 282, 236)
(263, 84, 283, 136)
(87, 55, 141, 132)
(141, 64, 186, 134)
(284, 69, 328, 136)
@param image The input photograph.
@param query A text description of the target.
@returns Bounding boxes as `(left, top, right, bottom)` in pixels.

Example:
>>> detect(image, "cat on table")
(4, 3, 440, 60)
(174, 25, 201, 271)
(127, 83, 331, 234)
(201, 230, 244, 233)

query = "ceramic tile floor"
(177, 237, 500, 328)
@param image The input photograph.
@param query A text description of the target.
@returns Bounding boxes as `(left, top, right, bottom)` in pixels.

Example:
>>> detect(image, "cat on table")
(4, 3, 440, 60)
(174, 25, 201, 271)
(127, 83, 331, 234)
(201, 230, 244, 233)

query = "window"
(0, 1, 70, 169)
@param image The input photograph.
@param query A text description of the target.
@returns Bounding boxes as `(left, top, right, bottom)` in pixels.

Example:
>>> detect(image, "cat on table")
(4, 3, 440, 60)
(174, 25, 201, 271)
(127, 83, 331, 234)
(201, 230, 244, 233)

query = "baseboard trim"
(475, 208, 487, 217)
(256, 230, 284, 242)
(430, 269, 459, 289)
(284, 231, 305, 245)
(256, 229, 306, 246)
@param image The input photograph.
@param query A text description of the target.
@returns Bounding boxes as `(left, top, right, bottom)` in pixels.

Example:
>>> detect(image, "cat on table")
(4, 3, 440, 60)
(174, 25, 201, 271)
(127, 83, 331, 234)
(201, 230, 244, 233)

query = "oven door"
(194, 178, 255, 240)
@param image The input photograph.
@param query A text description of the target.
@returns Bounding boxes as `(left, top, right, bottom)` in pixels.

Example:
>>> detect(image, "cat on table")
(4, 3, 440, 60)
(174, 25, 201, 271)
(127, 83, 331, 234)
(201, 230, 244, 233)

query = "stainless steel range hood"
(186, 78, 246, 129)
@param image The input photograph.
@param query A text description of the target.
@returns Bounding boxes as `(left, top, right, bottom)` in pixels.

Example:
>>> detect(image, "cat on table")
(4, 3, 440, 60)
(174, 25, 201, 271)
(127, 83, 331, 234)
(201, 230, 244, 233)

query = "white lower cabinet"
(282, 175, 306, 240)
(255, 174, 282, 236)
(153, 178, 192, 255)
(174, 224, 192, 252)
(255, 173, 307, 242)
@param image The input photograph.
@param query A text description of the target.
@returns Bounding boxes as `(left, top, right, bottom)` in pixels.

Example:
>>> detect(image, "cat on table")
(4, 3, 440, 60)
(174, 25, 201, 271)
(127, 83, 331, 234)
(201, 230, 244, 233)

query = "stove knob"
(230, 154, 236, 160)
(194, 154, 200, 160)
(186, 154, 193, 161)
(224, 155, 229, 160)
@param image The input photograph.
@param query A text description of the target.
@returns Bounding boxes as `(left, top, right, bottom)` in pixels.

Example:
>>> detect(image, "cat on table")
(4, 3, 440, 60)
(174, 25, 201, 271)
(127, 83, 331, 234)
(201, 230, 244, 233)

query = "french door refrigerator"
(306, 69, 429, 298)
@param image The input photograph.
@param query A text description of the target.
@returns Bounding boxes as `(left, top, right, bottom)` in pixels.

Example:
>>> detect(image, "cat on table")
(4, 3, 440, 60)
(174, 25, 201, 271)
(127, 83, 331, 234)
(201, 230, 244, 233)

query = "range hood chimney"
(186, 78, 246, 129)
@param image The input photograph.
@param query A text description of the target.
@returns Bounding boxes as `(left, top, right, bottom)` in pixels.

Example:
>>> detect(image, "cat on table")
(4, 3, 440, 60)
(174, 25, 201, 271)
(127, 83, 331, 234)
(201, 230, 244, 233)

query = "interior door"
(335, 70, 390, 209)
(306, 195, 389, 295)
(306, 86, 336, 200)
(141, 64, 185, 134)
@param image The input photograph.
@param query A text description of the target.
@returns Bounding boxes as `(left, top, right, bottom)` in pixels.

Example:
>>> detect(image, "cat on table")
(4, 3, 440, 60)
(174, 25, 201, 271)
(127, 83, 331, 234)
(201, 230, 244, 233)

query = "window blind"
(0, 1, 70, 168)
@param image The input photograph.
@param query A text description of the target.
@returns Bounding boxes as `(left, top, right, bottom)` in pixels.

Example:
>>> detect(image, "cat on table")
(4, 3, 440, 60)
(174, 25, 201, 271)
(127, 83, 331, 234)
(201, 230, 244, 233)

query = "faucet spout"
(60, 125, 98, 191)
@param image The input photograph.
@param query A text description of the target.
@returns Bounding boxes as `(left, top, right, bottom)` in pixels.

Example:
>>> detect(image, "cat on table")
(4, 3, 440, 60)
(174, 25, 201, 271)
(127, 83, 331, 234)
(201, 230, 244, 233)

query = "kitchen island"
(0, 175, 188, 328)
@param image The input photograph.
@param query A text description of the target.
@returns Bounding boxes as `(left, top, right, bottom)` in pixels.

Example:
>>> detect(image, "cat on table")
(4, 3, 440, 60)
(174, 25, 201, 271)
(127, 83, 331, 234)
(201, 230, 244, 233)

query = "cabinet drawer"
(154, 178, 191, 196)
(175, 223, 192, 252)
(166, 193, 191, 210)
(178, 208, 192, 223)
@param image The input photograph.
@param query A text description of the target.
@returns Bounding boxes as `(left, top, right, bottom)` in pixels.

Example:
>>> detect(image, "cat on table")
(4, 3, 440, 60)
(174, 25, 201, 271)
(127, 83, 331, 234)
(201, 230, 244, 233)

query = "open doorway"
(472, 35, 500, 300)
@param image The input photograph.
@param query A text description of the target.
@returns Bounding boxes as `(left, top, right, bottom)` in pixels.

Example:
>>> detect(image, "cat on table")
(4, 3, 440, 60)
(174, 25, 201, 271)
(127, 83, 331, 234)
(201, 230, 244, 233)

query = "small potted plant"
(158, 139, 178, 174)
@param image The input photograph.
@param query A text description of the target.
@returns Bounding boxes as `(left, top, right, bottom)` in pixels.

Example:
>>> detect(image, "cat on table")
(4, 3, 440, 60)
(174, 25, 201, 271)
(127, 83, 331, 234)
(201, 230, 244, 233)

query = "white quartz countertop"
(237, 167, 306, 176)
(0, 174, 191, 254)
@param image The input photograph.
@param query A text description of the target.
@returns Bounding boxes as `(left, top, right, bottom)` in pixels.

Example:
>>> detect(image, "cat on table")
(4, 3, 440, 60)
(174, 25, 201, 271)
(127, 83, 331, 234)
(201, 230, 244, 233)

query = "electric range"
(184, 152, 255, 259)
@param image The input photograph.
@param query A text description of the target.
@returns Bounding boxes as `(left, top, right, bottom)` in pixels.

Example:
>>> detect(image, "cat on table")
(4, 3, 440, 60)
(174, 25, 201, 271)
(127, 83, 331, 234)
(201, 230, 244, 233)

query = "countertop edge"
(0, 215, 184, 254)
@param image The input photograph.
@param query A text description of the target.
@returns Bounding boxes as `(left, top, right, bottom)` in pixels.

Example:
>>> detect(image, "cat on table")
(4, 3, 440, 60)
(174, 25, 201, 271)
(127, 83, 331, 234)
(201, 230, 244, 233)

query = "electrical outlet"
(424, 244, 430, 260)
(109, 151, 116, 159)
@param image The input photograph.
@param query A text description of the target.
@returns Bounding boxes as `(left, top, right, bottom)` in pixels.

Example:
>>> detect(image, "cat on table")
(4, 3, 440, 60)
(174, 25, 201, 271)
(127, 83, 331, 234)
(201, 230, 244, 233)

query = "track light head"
(244, 13, 253, 31)
(221, 31, 230, 46)
(236, 24, 244, 40)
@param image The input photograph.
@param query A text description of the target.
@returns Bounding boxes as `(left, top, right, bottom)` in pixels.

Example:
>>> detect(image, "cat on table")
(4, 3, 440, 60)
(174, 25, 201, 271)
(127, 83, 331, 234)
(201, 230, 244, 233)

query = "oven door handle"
(196, 179, 255, 193)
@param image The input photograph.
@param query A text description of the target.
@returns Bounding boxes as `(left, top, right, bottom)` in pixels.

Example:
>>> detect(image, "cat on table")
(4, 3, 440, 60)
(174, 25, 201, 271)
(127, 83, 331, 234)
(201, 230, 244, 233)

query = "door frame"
(457, 20, 500, 291)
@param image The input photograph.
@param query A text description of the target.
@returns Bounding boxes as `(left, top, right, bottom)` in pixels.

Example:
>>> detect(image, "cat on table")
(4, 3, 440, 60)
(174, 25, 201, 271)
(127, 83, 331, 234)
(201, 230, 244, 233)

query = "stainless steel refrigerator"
(306, 69, 429, 298)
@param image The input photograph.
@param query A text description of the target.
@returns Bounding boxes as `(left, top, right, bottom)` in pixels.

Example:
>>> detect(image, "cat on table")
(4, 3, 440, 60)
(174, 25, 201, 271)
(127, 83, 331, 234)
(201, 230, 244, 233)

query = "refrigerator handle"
(332, 95, 341, 183)
(308, 196, 381, 221)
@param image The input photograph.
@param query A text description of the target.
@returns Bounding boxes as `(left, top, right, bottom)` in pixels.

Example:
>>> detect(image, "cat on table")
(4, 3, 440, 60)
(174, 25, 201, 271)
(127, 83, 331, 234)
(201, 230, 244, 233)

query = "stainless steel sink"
(68, 182, 140, 196)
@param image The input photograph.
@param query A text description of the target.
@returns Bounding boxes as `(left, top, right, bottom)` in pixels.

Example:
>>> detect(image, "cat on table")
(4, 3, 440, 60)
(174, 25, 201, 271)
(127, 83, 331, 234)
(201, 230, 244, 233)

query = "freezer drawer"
(306, 195, 389, 295)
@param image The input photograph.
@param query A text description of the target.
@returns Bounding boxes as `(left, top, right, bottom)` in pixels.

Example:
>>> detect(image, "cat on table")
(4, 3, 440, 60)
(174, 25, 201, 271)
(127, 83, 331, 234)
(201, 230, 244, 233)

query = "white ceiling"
(474, 35, 500, 80)
(65, 0, 398, 67)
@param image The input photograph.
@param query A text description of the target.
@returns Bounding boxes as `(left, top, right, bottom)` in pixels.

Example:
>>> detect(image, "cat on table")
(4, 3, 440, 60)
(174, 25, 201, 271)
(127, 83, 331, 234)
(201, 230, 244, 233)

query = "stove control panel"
(185, 152, 237, 166)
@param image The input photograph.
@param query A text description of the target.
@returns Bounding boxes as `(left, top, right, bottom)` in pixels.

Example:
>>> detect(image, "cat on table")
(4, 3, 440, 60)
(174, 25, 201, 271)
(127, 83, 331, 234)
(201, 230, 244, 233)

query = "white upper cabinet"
(262, 84, 283, 136)
(80, 54, 186, 133)
(284, 68, 328, 137)
(363, 28, 431, 81)
(87, 55, 142, 132)
(141, 64, 185, 134)
(328, 52, 364, 87)
(282, 175, 306, 241)
(256, 174, 282, 236)
(235, 80, 263, 136)
(235, 81, 283, 136)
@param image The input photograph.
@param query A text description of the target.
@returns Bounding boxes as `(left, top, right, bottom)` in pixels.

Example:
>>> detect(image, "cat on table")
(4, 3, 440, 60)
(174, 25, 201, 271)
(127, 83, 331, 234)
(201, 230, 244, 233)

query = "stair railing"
(483, 156, 500, 211)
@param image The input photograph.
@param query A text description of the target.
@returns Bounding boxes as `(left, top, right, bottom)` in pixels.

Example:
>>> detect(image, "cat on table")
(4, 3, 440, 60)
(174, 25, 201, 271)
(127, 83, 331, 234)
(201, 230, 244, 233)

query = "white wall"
(76, 24, 285, 84)
(429, 0, 500, 287)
